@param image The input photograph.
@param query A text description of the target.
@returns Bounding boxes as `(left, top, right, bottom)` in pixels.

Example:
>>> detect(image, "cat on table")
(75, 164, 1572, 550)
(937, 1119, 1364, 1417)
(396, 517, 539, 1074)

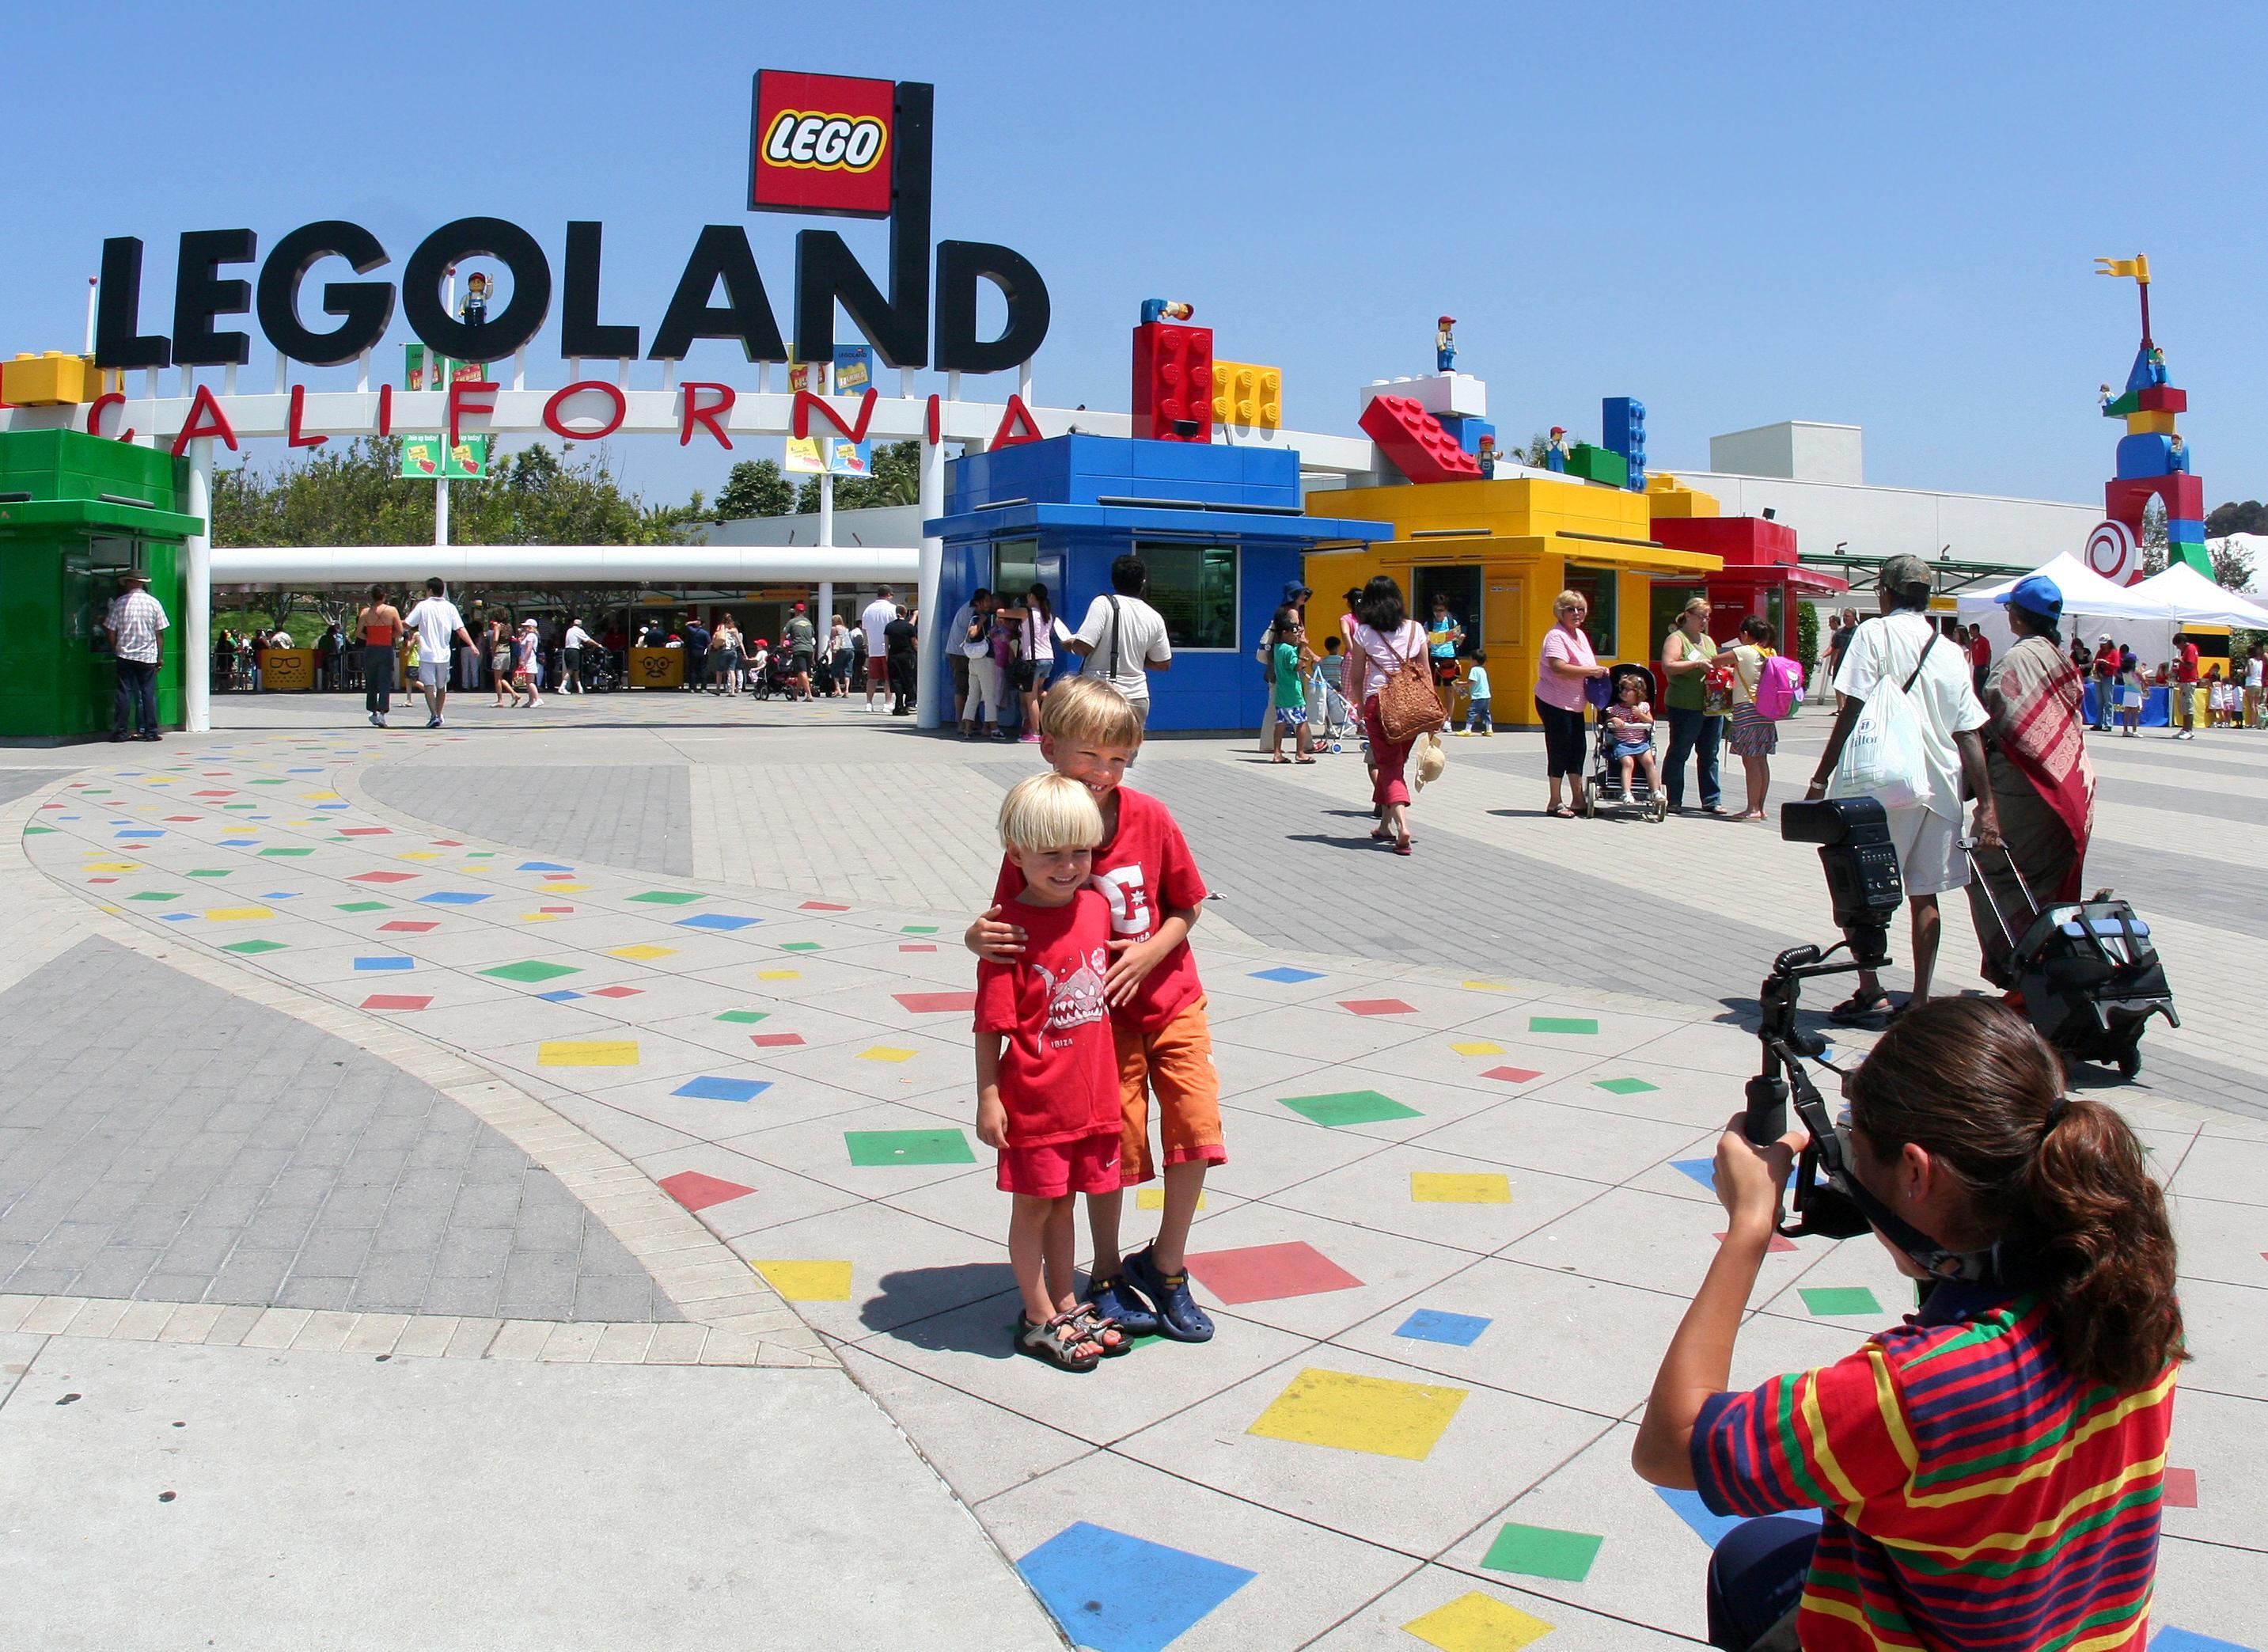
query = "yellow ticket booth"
(628, 646, 685, 689)
(1305, 475, 1722, 727)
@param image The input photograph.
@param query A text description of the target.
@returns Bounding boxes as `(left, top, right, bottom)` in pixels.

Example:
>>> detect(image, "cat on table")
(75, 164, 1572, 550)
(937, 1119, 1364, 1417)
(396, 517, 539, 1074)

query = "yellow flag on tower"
(2094, 254, 2151, 283)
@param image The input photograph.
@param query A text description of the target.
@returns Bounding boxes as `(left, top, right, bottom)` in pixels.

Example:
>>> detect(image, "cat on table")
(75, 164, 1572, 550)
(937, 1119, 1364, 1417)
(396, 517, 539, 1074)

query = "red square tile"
(2162, 1466, 2198, 1508)
(359, 993, 431, 1011)
(379, 920, 439, 932)
(1481, 1065, 1544, 1084)
(1184, 1240, 1363, 1305)
(349, 871, 418, 884)
(193, 789, 233, 796)
(659, 1170, 753, 1213)
(895, 991, 977, 1014)
(340, 826, 391, 837)
(540, 905, 575, 913)
(900, 944, 938, 953)
(1338, 998, 1417, 1016)
(543, 873, 575, 881)
(749, 1032, 806, 1048)
(88, 877, 117, 885)
(588, 986, 643, 999)
(433, 839, 464, 847)
(164, 815, 200, 822)
(801, 900, 849, 912)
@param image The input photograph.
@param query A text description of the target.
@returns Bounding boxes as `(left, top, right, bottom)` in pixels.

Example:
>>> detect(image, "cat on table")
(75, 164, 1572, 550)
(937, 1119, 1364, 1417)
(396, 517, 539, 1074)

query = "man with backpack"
(1806, 555, 2002, 1024)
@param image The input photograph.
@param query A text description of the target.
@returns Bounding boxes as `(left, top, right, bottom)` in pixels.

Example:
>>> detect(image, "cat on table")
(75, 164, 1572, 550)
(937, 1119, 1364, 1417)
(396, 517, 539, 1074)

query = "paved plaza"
(2, 689, 2262, 1650)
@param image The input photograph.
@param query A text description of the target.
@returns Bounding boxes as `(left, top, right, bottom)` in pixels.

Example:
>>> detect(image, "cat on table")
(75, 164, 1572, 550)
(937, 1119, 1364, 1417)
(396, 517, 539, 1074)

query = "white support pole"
(512, 345, 526, 392)
(1017, 361, 1033, 406)
(356, 350, 370, 393)
(224, 363, 237, 396)
(916, 435, 945, 729)
(616, 356, 630, 389)
(661, 358, 677, 391)
(184, 439, 214, 734)
(946, 370, 961, 403)
(818, 579, 834, 629)
(818, 471, 835, 548)
(899, 366, 915, 400)
(178, 364, 193, 397)
(436, 476, 449, 549)
(272, 351, 287, 394)
(83, 276, 98, 354)
(758, 361, 772, 394)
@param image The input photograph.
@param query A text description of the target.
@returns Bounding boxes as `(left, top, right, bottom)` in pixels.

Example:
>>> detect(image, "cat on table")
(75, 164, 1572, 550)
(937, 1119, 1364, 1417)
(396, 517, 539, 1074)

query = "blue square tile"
(673, 1075, 772, 1103)
(218, 838, 259, 847)
(247, 815, 271, 821)
(2150, 1631, 2262, 1652)
(287, 767, 321, 773)
(160, 912, 195, 922)
(1249, 967, 1324, 985)
(259, 892, 301, 900)
(535, 989, 584, 1002)
(677, 913, 761, 932)
(317, 803, 348, 810)
(1671, 1158, 1717, 1190)
(353, 956, 415, 971)
(116, 830, 163, 838)
(1018, 1523, 1253, 1652)
(517, 860, 574, 872)
(1394, 1308, 1492, 1347)
(417, 891, 491, 905)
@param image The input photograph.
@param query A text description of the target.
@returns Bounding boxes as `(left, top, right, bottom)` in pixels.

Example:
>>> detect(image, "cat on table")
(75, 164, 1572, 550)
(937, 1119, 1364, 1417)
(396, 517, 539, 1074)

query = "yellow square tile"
(84, 861, 139, 872)
(1411, 1172, 1512, 1204)
(1136, 1187, 1206, 1211)
(203, 907, 275, 921)
(397, 851, 441, 860)
(857, 1046, 917, 1064)
(751, 1260, 852, 1301)
(544, 883, 590, 893)
(1462, 980, 1515, 992)
(608, 944, 678, 961)
(298, 792, 343, 800)
(758, 969, 801, 981)
(1402, 1591, 1555, 1652)
(1449, 1040, 1503, 1057)
(537, 1039, 639, 1067)
(519, 913, 558, 921)
(1247, 1368, 1466, 1460)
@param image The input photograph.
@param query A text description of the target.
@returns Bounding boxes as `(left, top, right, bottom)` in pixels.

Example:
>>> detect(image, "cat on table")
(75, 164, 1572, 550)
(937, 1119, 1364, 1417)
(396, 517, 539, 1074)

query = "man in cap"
(2088, 631, 2119, 731)
(103, 569, 169, 742)
(784, 601, 817, 702)
(1807, 553, 2001, 1023)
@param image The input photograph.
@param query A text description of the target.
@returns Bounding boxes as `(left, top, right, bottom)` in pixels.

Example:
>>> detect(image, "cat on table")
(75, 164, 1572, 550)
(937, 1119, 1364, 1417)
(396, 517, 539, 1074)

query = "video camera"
(1741, 799, 2004, 1282)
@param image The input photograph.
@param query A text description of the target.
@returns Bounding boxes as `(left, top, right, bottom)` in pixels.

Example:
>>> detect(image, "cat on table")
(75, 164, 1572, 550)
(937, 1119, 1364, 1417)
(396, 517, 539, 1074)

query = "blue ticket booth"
(924, 435, 1390, 731)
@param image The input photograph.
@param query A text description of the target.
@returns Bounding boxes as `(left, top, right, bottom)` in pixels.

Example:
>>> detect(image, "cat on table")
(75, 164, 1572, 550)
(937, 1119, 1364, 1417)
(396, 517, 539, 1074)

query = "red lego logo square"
(749, 70, 896, 218)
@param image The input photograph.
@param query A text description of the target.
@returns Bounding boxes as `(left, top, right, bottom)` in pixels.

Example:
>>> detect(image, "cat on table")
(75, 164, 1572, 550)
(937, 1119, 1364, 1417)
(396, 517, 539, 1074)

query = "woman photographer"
(1633, 998, 2181, 1652)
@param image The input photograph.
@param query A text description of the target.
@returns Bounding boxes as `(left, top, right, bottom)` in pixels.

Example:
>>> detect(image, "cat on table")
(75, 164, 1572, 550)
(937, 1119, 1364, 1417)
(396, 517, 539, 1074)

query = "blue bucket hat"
(1999, 572, 2063, 625)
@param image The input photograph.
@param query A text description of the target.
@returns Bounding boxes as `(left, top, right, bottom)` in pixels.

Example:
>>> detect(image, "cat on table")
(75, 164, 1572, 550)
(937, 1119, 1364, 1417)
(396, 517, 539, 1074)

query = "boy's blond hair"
(1038, 674, 1143, 749)
(998, 772, 1104, 854)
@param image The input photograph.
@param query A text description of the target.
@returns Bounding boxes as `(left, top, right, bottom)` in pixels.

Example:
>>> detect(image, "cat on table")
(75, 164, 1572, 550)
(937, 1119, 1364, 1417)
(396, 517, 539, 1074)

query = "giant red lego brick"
(1650, 515, 1798, 567)
(2136, 385, 2187, 414)
(1132, 321, 1215, 443)
(2106, 473, 2202, 522)
(1358, 394, 1481, 484)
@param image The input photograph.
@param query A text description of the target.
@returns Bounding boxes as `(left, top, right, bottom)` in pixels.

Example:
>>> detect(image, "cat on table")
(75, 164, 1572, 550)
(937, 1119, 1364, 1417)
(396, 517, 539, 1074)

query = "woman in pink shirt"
(1349, 575, 1431, 856)
(1535, 588, 1610, 816)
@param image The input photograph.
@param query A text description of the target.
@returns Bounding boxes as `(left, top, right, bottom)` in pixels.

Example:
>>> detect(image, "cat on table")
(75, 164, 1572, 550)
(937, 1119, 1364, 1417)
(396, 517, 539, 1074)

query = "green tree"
(1796, 601, 1820, 674)
(715, 458, 796, 519)
(2211, 537, 2256, 592)
(2205, 499, 2268, 537)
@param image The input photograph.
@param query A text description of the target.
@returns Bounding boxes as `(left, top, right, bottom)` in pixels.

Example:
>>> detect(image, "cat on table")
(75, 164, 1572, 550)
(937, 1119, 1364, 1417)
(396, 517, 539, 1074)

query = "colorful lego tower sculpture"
(2094, 255, 2208, 579)
(1132, 300, 1212, 442)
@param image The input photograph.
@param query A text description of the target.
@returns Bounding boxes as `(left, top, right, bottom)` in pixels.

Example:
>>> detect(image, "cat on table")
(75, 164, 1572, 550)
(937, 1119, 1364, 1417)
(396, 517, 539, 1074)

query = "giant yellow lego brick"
(1248, 1368, 1468, 1460)
(750, 1260, 852, 1301)
(1646, 473, 1721, 518)
(1, 351, 102, 406)
(2125, 410, 2176, 435)
(1210, 359, 1283, 429)
(1402, 1592, 1556, 1652)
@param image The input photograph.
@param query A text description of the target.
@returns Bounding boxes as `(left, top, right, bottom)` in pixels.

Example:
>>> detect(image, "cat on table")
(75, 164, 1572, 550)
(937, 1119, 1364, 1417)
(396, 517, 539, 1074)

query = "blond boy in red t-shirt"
(969, 677, 1227, 1342)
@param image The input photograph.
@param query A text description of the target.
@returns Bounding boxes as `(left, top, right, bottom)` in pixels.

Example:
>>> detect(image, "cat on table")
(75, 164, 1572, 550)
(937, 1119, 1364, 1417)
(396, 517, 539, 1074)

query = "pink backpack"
(1755, 652, 1805, 720)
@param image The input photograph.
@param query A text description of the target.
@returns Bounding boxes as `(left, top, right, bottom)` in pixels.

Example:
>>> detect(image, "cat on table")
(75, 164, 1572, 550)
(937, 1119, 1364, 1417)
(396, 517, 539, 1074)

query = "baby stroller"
(1581, 664, 1669, 822)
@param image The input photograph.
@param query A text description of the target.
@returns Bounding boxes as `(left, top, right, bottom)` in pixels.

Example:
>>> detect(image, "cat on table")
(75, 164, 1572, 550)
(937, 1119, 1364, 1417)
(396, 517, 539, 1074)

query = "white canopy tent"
(2128, 562, 2268, 628)
(1954, 552, 2179, 664)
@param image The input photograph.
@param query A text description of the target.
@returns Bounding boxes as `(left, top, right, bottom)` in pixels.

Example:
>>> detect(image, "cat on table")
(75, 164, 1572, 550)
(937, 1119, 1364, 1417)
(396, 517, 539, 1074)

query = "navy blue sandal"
(1122, 1244, 1215, 1342)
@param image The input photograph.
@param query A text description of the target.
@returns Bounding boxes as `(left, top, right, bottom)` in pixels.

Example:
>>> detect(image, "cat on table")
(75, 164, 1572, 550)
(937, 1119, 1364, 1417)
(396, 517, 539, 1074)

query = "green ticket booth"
(0, 430, 202, 744)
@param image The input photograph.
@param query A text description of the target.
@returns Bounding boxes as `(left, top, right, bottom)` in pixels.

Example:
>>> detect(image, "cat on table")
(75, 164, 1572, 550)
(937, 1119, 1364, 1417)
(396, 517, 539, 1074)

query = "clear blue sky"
(9, 3, 2264, 515)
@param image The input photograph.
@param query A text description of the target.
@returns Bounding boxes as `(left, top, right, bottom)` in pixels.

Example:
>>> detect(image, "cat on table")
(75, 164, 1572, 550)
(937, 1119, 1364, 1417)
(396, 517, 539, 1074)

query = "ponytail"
(1845, 999, 2186, 1391)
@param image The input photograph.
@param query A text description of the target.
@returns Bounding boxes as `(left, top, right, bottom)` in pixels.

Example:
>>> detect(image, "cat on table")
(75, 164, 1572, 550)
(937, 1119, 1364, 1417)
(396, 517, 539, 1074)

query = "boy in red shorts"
(969, 677, 1227, 1342)
(974, 773, 1129, 1372)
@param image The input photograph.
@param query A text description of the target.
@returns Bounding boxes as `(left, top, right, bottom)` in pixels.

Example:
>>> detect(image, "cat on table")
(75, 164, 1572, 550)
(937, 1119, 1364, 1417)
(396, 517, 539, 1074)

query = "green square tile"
(1592, 1077, 1658, 1096)
(248, 779, 285, 785)
(1529, 1016, 1599, 1035)
(127, 891, 180, 902)
(334, 901, 389, 913)
(1480, 1521, 1603, 1582)
(480, 959, 582, 984)
(22, 826, 53, 836)
(220, 940, 286, 955)
(1800, 1286, 1883, 1317)
(779, 941, 822, 952)
(901, 925, 939, 934)
(1280, 1090, 1422, 1127)
(715, 1010, 771, 1024)
(844, 1128, 975, 1168)
(187, 869, 231, 878)
(628, 890, 702, 906)
(465, 851, 494, 858)
(258, 847, 312, 857)
(222, 803, 256, 811)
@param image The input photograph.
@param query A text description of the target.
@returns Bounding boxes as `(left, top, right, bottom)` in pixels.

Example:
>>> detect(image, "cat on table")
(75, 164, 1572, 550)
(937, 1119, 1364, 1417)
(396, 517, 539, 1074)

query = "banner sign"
(783, 435, 869, 477)
(832, 343, 873, 393)
(398, 432, 491, 479)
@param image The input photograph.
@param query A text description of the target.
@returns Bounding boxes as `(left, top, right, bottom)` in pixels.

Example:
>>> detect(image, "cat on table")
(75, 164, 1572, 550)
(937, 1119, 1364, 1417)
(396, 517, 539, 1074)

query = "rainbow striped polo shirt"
(1693, 1280, 2176, 1651)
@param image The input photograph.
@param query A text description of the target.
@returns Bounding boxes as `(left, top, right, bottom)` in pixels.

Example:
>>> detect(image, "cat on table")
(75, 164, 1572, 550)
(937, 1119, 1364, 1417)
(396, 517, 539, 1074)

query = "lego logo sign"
(749, 70, 896, 218)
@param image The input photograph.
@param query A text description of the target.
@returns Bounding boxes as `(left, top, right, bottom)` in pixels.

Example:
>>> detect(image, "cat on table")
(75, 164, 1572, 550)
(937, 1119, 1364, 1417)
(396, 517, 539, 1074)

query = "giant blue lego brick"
(2116, 432, 2175, 480)
(2168, 517, 2208, 544)
(1433, 413, 1497, 458)
(1604, 396, 1648, 491)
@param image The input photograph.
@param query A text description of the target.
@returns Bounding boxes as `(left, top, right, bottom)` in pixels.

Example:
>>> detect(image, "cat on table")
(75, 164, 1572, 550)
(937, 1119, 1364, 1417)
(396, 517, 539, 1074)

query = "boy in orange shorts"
(969, 676, 1227, 1341)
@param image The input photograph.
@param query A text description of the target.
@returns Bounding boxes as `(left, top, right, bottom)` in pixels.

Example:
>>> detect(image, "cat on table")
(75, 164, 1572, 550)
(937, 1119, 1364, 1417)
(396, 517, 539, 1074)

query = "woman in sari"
(1967, 574, 2095, 987)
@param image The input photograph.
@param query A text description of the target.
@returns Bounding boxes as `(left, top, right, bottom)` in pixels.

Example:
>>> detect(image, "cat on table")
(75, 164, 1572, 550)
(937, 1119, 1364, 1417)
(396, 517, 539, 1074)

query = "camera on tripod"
(1779, 796, 1902, 970)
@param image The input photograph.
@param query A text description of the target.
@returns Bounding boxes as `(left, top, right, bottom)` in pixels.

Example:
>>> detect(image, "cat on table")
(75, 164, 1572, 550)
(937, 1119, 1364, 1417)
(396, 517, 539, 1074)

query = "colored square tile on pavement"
(1338, 998, 1417, 1016)
(538, 1040, 639, 1067)
(1800, 1286, 1884, 1317)
(1185, 1240, 1362, 1304)
(716, 1010, 769, 1023)
(750, 1032, 804, 1047)
(1481, 1066, 1544, 1084)
(1593, 1077, 1659, 1095)
(1281, 1089, 1420, 1127)
(844, 1128, 974, 1168)
(127, 891, 180, 902)
(360, 994, 432, 1012)
(381, 921, 439, 932)
(1401, 1592, 1555, 1652)
(1449, 1040, 1503, 1057)
(349, 871, 417, 883)
(658, 1170, 753, 1212)
(1017, 1522, 1254, 1652)
(353, 956, 414, 971)
(536, 990, 583, 1003)
(2147, 1630, 2261, 1652)
(1480, 1521, 1603, 1583)
(799, 900, 848, 912)
(609, 944, 677, 961)
(750, 1260, 852, 1301)
(588, 986, 642, 999)
(1136, 1187, 1204, 1211)
(677, 913, 760, 931)
(1412, 1171, 1511, 1203)
(203, 907, 274, 921)
(1395, 1309, 1492, 1347)
(1671, 1158, 1716, 1189)
(220, 940, 286, 955)
(779, 941, 822, 952)
(673, 1076, 771, 1103)
(419, 891, 491, 905)
(895, 991, 977, 1014)
(482, 960, 581, 983)
(1250, 966, 1324, 984)
(2164, 1466, 2198, 1508)
(334, 900, 387, 913)
(858, 1046, 917, 1063)
(628, 890, 702, 905)
(1529, 1016, 1599, 1035)
(1248, 1367, 1467, 1460)
(901, 925, 938, 934)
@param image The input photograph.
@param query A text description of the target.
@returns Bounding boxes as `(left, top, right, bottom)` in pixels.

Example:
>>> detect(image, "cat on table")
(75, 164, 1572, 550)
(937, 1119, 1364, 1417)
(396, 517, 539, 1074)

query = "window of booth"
(1134, 542, 1236, 649)
(1649, 582, 1710, 655)
(1564, 564, 1618, 657)
(1413, 566, 1483, 655)
(992, 539, 1040, 604)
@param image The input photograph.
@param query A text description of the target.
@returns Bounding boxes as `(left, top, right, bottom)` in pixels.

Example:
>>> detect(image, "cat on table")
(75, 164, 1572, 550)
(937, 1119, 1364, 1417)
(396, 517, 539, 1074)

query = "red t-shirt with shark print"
(975, 887, 1122, 1147)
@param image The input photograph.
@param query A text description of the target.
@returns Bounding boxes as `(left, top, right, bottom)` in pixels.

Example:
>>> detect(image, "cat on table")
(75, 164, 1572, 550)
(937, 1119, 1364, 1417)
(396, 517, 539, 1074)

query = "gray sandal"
(1016, 1310, 1102, 1372)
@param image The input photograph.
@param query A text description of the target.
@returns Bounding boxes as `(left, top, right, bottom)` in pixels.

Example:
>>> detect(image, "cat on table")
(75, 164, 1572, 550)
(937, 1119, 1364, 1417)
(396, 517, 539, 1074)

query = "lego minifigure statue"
(2168, 433, 2188, 471)
(461, 272, 491, 328)
(1546, 426, 1568, 473)
(1140, 298, 1194, 325)
(2098, 382, 2113, 412)
(1477, 434, 1499, 479)
(2147, 344, 2167, 385)
(1435, 315, 1456, 374)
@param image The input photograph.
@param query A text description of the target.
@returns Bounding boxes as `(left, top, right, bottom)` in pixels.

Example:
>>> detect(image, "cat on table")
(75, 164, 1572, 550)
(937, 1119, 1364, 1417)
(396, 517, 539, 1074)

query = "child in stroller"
(1583, 666, 1669, 821)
